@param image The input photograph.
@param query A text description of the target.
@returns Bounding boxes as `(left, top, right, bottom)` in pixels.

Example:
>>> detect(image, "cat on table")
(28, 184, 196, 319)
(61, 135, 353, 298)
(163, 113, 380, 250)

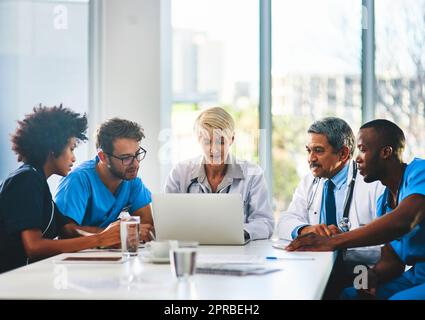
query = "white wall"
(90, 0, 171, 192)
(0, 0, 89, 182)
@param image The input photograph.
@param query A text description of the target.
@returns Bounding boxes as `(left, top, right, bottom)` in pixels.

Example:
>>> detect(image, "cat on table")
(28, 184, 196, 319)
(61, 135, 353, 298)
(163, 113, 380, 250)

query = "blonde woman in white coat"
(165, 107, 274, 241)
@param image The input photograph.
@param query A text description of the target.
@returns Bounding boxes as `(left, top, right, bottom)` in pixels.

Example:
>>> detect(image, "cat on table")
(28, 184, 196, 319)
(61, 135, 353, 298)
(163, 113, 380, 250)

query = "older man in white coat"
(278, 117, 385, 296)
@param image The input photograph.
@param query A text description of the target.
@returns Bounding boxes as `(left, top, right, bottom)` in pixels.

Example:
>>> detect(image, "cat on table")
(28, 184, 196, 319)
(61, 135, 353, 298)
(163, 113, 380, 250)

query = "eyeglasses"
(106, 147, 147, 166)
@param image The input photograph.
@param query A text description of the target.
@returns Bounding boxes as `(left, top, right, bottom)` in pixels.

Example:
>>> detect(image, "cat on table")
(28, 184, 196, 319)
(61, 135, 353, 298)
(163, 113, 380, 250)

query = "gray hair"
(308, 117, 355, 157)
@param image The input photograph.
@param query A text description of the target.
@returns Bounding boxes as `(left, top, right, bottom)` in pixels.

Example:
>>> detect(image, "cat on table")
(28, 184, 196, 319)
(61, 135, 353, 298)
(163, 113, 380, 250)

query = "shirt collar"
(189, 154, 245, 184)
(329, 162, 350, 190)
(381, 188, 392, 213)
(29, 164, 47, 180)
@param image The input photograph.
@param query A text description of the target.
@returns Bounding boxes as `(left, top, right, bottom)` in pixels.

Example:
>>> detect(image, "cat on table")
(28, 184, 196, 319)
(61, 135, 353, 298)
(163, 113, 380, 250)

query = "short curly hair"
(360, 119, 405, 160)
(11, 104, 88, 168)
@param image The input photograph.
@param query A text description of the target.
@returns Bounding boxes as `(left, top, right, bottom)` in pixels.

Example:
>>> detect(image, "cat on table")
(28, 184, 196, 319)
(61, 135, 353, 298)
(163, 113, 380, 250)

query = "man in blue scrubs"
(287, 119, 425, 299)
(55, 118, 154, 241)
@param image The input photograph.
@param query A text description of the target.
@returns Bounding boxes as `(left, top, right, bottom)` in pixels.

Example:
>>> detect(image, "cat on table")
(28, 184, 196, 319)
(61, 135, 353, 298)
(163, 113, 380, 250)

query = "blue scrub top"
(376, 158, 425, 282)
(54, 157, 152, 228)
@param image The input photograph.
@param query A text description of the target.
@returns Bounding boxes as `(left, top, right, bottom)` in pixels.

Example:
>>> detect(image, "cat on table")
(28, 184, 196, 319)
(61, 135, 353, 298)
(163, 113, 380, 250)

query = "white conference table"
(0, 240, 335, 300)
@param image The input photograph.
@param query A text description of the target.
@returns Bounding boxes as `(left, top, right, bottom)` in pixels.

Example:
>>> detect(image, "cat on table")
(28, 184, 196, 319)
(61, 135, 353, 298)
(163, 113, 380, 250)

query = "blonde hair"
(194, 107, 235, 138)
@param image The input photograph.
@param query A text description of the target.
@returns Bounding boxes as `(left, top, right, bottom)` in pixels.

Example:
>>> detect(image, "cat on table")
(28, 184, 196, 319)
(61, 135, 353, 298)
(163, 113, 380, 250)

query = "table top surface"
(0, 240, 335, 300)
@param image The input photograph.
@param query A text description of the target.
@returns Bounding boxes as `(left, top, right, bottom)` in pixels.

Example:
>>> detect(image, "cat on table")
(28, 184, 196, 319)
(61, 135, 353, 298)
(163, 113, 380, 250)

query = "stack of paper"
(196, 264, 281, 276)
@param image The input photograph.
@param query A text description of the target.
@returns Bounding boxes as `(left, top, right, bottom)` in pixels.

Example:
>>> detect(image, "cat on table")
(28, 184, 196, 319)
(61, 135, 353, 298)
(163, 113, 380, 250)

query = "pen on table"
(266, 256, 315, 261)
(149, 230, 156, 241)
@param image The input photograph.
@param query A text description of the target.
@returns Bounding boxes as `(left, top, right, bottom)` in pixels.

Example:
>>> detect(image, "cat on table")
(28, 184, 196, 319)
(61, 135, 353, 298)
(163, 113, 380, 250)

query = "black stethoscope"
(186, 177, 231, 194)
(306, 161, 358, 232)
(26, 166, 55, 265)
(30, 166, 55, 236)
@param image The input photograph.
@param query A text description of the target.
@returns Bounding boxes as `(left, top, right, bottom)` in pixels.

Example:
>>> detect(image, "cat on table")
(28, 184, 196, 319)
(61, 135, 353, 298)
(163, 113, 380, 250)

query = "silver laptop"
(151, 193, 248, 245)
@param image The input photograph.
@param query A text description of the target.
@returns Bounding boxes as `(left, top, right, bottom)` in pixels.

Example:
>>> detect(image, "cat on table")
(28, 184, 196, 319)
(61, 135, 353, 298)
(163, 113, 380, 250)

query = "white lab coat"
(164, 155, 274, 240)
(278, 160, 385, 265)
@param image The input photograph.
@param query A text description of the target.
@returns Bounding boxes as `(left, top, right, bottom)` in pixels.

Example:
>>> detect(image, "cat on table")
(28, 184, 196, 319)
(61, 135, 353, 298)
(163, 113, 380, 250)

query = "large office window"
(2, 0, 422, 214)
(0, 0, 89, 186)
(271, 0, 362, 214)
(171, 0, 259, 167)
(375, 0, 425, 160)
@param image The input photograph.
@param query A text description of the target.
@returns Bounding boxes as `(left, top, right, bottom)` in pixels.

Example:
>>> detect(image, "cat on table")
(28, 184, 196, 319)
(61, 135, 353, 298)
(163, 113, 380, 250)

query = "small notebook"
(196, 263, 281, 276)
(53, 256, 129, 264)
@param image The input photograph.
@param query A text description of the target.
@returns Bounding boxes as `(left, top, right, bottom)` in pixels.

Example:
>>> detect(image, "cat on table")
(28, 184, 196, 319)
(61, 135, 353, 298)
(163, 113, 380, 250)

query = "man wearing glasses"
(54, 118, 154, 241)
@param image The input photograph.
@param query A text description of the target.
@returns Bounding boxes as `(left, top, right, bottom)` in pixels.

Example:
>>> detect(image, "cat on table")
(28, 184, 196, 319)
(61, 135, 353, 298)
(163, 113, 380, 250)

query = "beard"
(108, 162, 138, 180)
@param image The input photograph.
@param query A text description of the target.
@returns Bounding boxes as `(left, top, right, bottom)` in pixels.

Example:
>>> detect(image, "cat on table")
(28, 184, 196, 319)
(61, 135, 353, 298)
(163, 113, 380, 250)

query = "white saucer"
(149, 256, 170, 264)
(141, 254, 170, 264)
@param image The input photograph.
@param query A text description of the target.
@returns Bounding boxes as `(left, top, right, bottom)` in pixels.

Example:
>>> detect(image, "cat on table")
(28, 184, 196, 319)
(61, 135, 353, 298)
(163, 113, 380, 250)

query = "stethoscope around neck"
(26, 165, 55, 265)
(186, 178, 231, 194)
(306, 161, 358, 232)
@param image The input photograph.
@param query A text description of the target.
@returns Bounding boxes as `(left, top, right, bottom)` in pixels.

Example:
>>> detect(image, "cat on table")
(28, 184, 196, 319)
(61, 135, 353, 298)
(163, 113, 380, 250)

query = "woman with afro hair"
(0, 105, 120, 273)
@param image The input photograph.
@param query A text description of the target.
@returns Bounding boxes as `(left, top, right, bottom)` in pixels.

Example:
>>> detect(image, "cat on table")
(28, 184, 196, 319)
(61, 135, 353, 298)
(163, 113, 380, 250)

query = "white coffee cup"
(146, 240, 178, 259)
